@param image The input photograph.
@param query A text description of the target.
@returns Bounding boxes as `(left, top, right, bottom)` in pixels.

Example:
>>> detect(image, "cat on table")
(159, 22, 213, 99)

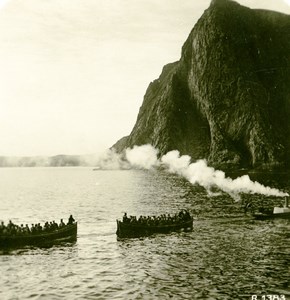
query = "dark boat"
(253, 197, 290, 220)
(0, 223, 77, 249)
(116, 211, 193, 238)
(253, 210, 290, 220)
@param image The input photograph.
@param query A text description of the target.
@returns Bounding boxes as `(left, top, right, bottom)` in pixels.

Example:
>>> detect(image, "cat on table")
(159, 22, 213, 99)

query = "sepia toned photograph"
(0, 0, 289, 299)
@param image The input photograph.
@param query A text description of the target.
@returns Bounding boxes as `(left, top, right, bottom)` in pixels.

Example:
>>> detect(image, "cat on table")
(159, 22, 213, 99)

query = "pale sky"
(0, 0, 289, 156)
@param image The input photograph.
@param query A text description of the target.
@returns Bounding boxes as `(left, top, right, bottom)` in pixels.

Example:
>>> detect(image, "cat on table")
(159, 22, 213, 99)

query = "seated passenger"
(59, 219, 65, 228)
(31, 224, 36, 234)
(52, 221, 59, 230)
(122, 212, 129, 223)
(0, 221, 4, 233)
(37, 223, 42, 232)
(25, 224, 31, 234)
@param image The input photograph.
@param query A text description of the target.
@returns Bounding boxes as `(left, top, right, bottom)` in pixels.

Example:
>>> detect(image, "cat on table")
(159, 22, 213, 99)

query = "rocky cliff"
(113, 0, 290, 169)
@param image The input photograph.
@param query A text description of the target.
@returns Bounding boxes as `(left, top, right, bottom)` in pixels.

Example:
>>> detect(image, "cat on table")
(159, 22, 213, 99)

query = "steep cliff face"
(113, 0, 290, 169)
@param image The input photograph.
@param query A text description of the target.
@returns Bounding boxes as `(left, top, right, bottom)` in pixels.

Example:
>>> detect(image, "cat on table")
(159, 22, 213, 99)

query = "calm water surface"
(0, 167, 289, 300)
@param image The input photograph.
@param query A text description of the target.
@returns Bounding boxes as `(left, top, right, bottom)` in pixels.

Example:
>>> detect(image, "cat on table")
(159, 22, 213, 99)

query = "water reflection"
(0, 168, 289, 299)
(0, 242, 78, 256)
(116, 216, 290, 299)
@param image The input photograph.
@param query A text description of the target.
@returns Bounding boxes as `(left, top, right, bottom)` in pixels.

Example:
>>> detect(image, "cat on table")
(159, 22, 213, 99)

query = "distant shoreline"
(0, 154, 95, 167)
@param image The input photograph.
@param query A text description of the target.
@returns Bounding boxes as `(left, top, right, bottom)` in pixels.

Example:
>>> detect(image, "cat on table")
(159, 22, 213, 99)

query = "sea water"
(0, 167, 289, 299)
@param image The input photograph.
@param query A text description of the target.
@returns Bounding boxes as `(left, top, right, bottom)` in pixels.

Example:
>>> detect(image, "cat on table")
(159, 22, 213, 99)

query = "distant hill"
(0, 154, 95, 167)
(113, 0, 290, 170)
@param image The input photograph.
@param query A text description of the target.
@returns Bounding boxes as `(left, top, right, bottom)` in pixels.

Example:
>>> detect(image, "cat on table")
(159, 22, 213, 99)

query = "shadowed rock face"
(113, 0, 290, 170)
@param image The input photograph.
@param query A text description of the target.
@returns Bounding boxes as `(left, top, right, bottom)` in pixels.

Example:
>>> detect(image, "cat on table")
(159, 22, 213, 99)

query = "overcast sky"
(0, 0, 289, 156)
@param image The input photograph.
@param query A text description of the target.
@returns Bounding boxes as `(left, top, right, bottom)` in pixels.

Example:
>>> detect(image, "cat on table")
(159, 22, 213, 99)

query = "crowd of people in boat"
(0, 215, 75, 236)
(122, 210, 192, 226)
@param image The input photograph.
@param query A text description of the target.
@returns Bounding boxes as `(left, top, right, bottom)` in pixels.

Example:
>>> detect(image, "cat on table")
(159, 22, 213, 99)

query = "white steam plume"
(92, 145, 158, 170)
(161, 150, 289, 198)
(125, 144, 159, 169)
(94, 145, 288, 199)
(93, 148, 130, 170)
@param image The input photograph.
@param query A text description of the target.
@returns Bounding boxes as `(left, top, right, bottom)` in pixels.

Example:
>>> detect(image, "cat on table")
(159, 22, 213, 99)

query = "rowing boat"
(0, 222, 77, 249)
(116, 212, 193, 238)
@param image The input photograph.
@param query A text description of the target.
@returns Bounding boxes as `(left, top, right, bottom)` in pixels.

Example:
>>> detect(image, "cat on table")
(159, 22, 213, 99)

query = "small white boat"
(254, 197, 290, 220)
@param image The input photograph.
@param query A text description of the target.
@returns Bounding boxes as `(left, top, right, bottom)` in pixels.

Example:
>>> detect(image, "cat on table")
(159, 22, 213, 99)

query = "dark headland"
(113, 0, 290, 171)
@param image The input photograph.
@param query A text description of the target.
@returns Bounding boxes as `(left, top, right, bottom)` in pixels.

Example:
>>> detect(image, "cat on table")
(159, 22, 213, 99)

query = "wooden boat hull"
(253, 212, 290, 220)
(116, 218, 193, 238)
(0, 223, 77, 249)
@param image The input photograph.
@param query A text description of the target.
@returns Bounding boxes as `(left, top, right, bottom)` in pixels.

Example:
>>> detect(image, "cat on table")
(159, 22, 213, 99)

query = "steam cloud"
(98, 144, 288, 199)
(160, 150, 289, 199)
(126, 145, 159, 169)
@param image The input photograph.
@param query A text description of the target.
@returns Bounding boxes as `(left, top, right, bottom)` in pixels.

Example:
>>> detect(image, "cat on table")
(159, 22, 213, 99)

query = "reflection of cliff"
(113, 0, 290, 169)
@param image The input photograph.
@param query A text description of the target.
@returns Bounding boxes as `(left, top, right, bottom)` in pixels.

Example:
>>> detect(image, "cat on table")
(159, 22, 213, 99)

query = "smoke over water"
(161, 150, 289, 199)
(97, 145, 288, 199)
(126, 145, 159, 169)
